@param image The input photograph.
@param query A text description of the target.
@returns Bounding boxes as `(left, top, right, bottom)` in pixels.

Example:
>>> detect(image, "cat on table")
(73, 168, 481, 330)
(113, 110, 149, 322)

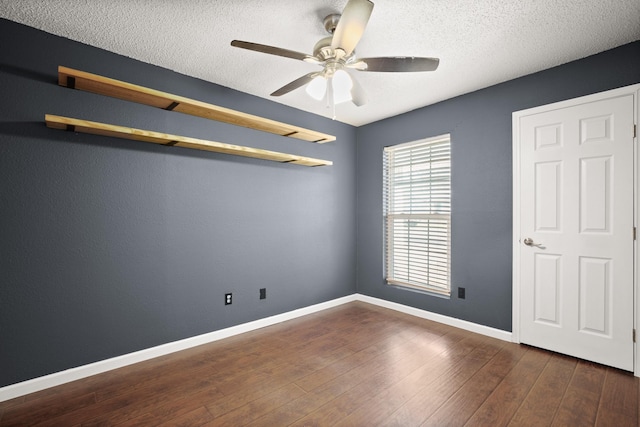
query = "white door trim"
(512, 83, 640, 376)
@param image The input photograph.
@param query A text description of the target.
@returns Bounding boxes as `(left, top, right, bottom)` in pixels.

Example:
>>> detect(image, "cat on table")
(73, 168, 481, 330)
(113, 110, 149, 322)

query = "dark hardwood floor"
(1, 301, 638, 426)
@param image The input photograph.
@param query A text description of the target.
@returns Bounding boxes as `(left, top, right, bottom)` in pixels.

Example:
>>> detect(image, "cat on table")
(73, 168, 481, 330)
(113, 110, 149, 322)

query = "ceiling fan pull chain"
(326, 76, 333, 108)
(326, 76, 337, 119)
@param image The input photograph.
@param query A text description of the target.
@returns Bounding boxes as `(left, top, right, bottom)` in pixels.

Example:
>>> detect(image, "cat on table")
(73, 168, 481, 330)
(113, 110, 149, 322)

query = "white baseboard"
(356, 294, 513, 342)
(0, 293, 511, 402)
(0, 295, 357, 402)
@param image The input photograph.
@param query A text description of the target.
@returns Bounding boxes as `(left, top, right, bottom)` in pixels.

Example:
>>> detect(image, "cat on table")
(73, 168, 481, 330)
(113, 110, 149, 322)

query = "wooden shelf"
(45, 115, 332, 167)
(58, 66, 336, 144)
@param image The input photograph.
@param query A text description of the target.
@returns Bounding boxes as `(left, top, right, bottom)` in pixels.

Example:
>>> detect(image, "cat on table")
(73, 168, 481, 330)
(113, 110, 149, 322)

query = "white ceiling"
(1, 0, 639, 126)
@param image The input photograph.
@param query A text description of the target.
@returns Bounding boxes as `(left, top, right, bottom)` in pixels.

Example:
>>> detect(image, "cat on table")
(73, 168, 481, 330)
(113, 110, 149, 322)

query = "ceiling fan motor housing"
(312, 34, 356, 73)
(313, 36, 336, 61)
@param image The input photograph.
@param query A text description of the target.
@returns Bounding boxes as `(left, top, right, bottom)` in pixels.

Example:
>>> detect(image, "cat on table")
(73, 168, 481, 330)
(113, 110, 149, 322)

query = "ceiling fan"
(231, 0, 439, 110)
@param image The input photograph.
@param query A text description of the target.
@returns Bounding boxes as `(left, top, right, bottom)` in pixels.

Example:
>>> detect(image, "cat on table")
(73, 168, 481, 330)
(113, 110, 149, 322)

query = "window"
(383, 134, 451, 296)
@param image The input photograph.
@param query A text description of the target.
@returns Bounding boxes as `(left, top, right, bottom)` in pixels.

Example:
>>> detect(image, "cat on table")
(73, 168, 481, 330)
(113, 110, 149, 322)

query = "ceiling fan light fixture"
(306, 75, 327, 100)
(305, 70, 353, 104)
(332, 70, 353, 104)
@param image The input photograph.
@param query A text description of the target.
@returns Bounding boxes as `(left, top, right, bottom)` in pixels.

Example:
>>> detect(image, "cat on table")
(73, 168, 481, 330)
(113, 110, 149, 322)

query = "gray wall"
(0, 19, 356, 387)
(2, 15, 639, 389)
(356, 41, 640, 332)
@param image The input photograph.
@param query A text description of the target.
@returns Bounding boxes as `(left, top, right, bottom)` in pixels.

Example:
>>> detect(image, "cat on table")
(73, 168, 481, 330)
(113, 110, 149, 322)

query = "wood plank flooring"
(1, 301, 638, 426)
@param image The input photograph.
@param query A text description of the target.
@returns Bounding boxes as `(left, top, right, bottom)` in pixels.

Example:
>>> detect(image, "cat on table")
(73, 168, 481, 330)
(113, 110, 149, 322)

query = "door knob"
(523, 238, 543, 247)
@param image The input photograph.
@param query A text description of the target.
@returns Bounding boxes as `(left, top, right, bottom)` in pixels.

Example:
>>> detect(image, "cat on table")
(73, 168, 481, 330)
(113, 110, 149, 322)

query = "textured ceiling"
(1, 0, 639, 126)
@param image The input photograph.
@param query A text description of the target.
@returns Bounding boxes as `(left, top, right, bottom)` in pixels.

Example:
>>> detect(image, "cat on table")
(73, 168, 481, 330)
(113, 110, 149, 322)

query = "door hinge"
(634, 329, 637, 343)
(634, 124, 637, 138)
(634, 227, 637, 240)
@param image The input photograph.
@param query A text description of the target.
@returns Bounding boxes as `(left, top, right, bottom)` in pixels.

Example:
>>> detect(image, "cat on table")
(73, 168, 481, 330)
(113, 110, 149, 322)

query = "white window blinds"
(383, 134, 451, 295)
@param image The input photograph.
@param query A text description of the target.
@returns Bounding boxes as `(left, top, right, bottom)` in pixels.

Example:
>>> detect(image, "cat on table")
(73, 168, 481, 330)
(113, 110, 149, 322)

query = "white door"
(515, 91, 635, 371)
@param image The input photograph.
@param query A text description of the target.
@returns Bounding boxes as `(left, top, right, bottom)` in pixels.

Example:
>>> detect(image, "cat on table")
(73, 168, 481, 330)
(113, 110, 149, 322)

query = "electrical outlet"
(458, 287, 466, 299)
(225, 293, 232, 305)
(259, 288, 266, 300)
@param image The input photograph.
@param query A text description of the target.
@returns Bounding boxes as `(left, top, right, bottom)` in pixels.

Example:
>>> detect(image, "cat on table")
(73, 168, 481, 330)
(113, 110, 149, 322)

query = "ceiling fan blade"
(347, 71, 367, 106)
(271, 72, 320, 97)
(231, 40, 312, 62)
(354, 56, 440, 72)
(331, 0, 374, 56)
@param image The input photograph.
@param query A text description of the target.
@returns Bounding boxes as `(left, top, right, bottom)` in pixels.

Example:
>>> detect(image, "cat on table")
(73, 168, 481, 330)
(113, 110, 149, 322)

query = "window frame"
(383, 134, 452, 297)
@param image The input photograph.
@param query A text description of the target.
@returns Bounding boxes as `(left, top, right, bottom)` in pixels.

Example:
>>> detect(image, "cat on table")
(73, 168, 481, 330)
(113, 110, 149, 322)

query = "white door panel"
(516, 93, 635, 371)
